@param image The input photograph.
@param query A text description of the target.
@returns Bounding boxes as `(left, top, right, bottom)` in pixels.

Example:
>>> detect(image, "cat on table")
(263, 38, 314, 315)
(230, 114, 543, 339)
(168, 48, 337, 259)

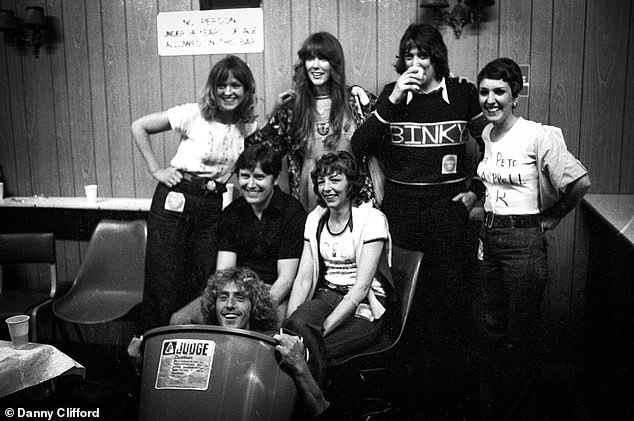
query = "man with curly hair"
(203, 267, 332, 418)
(201, 267, 278, 332)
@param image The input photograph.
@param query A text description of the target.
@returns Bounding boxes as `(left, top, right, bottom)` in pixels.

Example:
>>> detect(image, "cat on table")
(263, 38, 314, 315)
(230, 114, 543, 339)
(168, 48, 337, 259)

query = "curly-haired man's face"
(215, 281, 252, 330)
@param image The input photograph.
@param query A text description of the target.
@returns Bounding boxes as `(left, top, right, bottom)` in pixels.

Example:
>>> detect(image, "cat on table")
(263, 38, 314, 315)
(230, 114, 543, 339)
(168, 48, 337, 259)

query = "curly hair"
(311, 151, 365, 208)
(394, 23, 449, 80)
(292, 32, 352, 150)
(199, 55, 257, 129)
(477, 58, 523, 99)
(201, 267, 277, 333)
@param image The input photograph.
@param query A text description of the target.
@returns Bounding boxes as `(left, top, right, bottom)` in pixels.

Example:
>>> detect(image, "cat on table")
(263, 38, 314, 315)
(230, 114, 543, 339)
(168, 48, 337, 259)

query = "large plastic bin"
(139, 325, 296, 420)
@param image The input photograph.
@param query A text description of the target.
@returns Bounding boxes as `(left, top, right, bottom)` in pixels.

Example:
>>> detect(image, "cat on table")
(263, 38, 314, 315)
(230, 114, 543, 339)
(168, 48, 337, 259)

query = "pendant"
(317, 122, 330, 137)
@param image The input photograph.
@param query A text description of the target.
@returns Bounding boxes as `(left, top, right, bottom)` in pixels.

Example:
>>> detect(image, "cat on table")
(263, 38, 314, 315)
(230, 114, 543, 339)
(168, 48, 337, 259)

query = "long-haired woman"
(251, 32, 377, 210)
(132, 55, 258, 332)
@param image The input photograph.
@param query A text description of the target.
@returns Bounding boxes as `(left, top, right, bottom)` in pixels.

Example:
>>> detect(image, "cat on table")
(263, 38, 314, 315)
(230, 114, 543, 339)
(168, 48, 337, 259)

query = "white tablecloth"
(0, 340, 85, 397)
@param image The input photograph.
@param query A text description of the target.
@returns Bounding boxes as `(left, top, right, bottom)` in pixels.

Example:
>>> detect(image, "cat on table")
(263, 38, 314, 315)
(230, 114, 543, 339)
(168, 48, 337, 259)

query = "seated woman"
(283, 151, 392, 388)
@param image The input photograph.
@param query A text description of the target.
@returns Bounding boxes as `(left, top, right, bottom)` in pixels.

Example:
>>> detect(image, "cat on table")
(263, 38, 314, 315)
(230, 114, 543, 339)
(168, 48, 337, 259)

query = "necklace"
(314, 96, 332, 144)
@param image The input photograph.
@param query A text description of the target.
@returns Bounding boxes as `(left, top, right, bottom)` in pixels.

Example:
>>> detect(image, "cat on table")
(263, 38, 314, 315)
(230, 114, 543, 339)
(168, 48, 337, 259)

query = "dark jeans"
(283, 288, 385, 389)
(381, 189, 479, 407)
(477, 225, 549, 419)
(142, 181, 222, 332)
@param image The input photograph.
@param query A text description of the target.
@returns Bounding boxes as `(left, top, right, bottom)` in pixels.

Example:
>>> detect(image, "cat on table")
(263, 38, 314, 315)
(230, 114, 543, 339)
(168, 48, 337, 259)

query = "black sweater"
(352, 77, 487, 198)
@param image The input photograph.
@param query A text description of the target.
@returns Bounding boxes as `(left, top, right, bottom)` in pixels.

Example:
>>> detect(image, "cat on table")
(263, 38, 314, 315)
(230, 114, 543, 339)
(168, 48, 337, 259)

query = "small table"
(0, 196, 151, 241)
(0, 340, 85, 397)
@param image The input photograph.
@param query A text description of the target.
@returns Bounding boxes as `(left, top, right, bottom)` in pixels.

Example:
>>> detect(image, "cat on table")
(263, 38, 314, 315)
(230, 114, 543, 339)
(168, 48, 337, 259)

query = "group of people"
(131, 22, 590, 420)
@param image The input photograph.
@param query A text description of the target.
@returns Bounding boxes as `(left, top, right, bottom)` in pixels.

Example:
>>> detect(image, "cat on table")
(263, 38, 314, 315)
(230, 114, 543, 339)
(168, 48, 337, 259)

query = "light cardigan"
(303, 202, 392, 319)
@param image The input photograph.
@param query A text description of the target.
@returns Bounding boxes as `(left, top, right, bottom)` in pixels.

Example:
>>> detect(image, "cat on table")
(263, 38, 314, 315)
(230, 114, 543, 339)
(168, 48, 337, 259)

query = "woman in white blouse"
(131, 55, 258, 332)
(283, 151, 391, 388)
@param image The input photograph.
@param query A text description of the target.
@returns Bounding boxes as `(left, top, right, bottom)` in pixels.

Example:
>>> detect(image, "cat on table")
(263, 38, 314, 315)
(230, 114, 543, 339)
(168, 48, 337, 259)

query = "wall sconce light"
(0, 7, 52, 56)
(420, 0, 495, 39)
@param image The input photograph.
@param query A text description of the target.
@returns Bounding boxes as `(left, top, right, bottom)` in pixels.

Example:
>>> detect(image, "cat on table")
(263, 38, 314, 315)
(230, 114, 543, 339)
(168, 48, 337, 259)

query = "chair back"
(328, 245, 423, 366)
(139, 325, 297, 421)
(52, 219, 146, 324)
(390, 245, 424, 338)
(0, 233, 57, 297)
(0, 233, 57, 342)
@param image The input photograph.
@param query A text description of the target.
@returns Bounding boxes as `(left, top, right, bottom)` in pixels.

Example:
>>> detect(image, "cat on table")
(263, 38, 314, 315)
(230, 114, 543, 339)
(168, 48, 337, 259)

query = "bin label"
(155, 339, 216, 390)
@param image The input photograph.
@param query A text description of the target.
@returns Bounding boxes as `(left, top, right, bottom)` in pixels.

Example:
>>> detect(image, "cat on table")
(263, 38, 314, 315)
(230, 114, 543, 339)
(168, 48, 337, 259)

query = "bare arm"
(131, 111, 182, 187)
(274, 333, 329, 418)
(269, 258, 300, 305)
(322, 240, 384, 336)
(541, 174, 591, 230)
(170, 297, 205, 325)
(286, 243, 314, 318)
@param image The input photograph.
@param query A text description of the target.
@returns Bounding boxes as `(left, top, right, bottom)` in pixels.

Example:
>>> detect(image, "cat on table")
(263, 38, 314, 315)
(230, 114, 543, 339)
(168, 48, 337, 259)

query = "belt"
(484, 212, 541, 229)
(179, 171, 227, 193)
(324, 282, 350, 295)
(316, 282, 349, 296)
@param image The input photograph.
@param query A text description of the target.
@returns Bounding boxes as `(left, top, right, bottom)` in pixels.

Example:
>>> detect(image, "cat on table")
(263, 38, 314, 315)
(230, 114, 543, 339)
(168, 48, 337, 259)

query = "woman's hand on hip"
(540, 215, 561, 231)
(153, 167, 182, 188)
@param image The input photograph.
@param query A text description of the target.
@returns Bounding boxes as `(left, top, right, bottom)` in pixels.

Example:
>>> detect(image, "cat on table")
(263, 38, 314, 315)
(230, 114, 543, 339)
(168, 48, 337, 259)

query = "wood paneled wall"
(1, 0, 633, 344)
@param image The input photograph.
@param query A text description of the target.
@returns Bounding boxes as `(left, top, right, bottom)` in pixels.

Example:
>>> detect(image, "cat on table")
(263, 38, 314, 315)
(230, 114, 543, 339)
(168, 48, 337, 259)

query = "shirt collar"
(267, 187, 284, 212)
(421, 77, 450, 104)
(235, 186, 284, 217)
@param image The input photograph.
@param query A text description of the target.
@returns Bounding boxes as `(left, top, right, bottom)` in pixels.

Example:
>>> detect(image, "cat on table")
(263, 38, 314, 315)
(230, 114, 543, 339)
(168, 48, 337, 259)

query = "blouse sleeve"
(166, 103, 198, 134)
(538, 125, 588, 194)
(362, 209, 389, 244)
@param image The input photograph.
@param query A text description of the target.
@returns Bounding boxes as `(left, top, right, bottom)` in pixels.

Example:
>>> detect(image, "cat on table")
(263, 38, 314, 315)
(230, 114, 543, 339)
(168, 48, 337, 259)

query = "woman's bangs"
(301, 43, 334, 61)
(212, 67, 231, 88)
(320, 164, 345, 179)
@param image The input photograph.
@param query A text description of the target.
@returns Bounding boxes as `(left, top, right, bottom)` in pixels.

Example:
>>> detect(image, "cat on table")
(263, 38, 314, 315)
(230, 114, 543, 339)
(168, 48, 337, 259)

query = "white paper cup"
(223, 183, 234, 209)
(84, 184, 98, 203)
(6, 315, 30, 349)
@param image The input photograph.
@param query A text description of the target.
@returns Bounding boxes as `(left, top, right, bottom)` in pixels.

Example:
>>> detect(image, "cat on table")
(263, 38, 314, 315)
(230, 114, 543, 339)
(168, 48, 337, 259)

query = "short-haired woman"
(283, 151, 391, 388)
(476, 57, 590, 418)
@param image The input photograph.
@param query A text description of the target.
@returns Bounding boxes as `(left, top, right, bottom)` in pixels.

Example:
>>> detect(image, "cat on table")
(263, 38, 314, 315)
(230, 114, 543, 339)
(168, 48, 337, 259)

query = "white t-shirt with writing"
(477, 118, 540, 215)
(319, 219, 386, 297)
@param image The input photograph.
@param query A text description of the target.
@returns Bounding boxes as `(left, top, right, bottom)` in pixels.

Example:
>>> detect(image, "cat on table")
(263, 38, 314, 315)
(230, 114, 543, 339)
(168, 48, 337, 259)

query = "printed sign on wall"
(157, 8, 263, 56)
